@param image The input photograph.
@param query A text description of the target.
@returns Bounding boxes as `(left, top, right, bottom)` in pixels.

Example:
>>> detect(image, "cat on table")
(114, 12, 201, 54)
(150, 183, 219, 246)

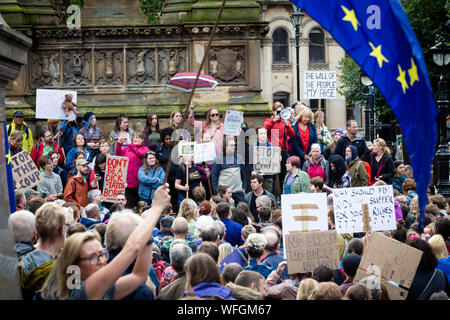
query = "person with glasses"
(30, 128, 65, 170)
(39, 184, 170, 300)
(211, 137, 247, 205)
(189, 105, 224, 155)
(138, 150, 165, 206)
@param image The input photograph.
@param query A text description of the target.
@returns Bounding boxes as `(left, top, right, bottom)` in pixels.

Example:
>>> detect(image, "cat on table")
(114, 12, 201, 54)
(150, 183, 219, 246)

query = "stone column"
(0, 13, 32, 300)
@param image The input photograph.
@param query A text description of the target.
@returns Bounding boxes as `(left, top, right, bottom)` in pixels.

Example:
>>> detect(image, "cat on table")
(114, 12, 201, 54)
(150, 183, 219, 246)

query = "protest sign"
(281, 193, 328, 258)
(178, 141, 196, 157)
(332, 185, 396, 234)
(355, 232, 422, 300)
(103, 156, 129, 202)
(194, 141, 216, 163)
(10, 150, 42, 189)
(285, 230, 340, 274)
(303, 71, 336, 100)
(252, 146, 281, 175)
(223, 110, 243, 136)
(36, 89, 78, 120)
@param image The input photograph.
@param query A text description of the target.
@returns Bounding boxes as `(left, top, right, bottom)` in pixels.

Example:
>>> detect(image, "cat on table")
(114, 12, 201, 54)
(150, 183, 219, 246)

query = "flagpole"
(163, 0, 227, 186)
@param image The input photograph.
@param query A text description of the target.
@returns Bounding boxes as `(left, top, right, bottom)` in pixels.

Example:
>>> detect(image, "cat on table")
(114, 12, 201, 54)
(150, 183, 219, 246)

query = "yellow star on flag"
(5, 151, 11, 165)
(408, 58, 419, 86)
(396, 65, 409, 94)
(341, 5, 360, 31)
(369, 42, 389, 68)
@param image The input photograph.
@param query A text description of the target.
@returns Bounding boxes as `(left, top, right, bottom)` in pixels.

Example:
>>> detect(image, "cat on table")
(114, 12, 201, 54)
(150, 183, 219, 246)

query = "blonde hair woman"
(370, 138, 395, 184)
(296, 278, 319, 300)
(218, 242, 234, 263)
(177, 198, 198, 235)
(292, 107, 318, 168)
(428, 234, 449, 260)
(314, 110, 332, 155)
(39, 185, 169, 300)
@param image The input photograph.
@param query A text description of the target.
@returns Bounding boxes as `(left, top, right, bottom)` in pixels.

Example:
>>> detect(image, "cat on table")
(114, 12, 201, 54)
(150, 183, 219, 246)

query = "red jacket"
(30, 140, 65, 169)
(263, 117, 295, 152)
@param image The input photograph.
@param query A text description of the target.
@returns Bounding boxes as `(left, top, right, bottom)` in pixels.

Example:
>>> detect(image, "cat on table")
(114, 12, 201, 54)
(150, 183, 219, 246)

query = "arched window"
(309, 28, 325, 63)
(272, 28, 289, 63)
(273, 92, 290, 109)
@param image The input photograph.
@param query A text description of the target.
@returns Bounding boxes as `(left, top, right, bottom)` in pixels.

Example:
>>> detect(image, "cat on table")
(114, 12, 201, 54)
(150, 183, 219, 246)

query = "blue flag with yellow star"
(291, 0, 438, 229)
(4, 121, 17, 214)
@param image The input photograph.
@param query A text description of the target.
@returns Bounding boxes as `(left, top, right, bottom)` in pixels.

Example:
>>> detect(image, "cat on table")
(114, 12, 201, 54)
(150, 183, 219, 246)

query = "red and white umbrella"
(167, 72, 219, 92)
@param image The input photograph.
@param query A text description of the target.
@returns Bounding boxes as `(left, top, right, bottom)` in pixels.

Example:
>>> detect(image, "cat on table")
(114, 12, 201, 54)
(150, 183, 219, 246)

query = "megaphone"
(280, 108, 292, 120)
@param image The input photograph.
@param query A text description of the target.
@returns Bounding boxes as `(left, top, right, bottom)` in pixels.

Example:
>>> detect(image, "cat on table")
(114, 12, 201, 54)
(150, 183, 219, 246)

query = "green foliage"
(140, 0, 164, 25)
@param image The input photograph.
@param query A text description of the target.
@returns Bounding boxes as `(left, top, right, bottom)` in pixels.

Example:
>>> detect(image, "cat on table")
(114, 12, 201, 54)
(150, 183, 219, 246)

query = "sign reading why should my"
(355, 232, 422, 300)
(333, 185, 396, 234)
(285, 230, 340, 274)
(252, 146, 281, 175)
(303, 71, 336, 99)
(223, 110, 243, 136)
(103, 156, 129, 202)
(10, 150, 43, 189)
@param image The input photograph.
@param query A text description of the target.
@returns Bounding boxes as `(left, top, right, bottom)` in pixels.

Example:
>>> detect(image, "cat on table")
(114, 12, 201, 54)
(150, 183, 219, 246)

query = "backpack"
(18, 256, 55, 300)
(152, 260, 170, 282)
(356, 160, 372, 185)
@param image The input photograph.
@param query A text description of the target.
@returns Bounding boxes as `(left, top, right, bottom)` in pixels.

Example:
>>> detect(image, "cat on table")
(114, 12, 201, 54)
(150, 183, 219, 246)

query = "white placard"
(252, 146, 281, 175)
(303, 71, 336, 99)
(194, 141, 216, 163)
(281, 193, 328, 258)
(332, 185, 396, 234)
(36, 89, 77, 120)
(178, 141, 196, 157)
(223, 110, 243, 136)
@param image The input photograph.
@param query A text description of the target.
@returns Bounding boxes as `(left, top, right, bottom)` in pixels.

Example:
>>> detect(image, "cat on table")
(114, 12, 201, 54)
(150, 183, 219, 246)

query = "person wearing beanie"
(324, 128, 343, 160)
(340, 253, 362, 295)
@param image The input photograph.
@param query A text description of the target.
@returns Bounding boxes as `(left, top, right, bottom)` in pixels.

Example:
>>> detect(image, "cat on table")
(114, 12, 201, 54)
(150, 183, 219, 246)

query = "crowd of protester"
(6, 102, 450, 300)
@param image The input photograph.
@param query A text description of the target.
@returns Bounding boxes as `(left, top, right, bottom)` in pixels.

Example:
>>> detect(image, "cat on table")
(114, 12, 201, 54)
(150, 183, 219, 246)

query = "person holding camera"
(263, 102, 295, 192)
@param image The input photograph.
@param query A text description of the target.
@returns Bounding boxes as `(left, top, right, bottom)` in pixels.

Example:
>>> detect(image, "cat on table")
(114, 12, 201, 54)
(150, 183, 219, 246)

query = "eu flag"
(217, 248, 247, 273)
(291, 0, 438, 229)
(4, 122, 17, 214)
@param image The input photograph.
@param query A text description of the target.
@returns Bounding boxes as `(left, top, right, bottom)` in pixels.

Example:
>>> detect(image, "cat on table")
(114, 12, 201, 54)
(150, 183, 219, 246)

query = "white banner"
(36, 89, 78, 120)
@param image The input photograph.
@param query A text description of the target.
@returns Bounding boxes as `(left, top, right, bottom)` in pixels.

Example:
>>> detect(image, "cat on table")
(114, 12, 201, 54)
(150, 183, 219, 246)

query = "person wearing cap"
(7, 111, 34, 153)
(64, 158, 99, 208)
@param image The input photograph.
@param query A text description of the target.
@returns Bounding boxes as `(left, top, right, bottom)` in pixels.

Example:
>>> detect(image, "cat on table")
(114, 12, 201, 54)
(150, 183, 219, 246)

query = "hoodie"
(183, 282, 236, 300)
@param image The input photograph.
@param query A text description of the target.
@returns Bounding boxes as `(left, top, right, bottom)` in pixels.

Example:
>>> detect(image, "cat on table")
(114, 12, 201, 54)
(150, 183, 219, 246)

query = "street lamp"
(291, 6, 304, 101)
(360, 70, 375, 141)
(430, 21, 450, 197)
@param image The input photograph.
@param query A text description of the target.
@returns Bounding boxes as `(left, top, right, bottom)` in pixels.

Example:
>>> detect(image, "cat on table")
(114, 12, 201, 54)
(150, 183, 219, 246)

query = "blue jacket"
(66, 147, 92, 170)
(244, 259, 274, 279)
(138, 166, 165, 202)
(184, 282, 235, 300)
(262, 252, 289, 280)
(79, 217, 99, 230)
(211, 153, 246, 194)
(437, 257, 450, 284)
(221, 218, 244, 247)
(292, 123, 318, 161)
(61, 120, 84, 153)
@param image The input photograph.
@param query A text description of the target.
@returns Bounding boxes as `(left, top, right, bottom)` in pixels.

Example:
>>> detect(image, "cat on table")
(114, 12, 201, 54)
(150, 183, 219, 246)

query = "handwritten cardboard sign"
(355, 232, 422, 300)
(281, 193, 328, 258)
(36, 89, 77, 120)
(332, 185, 396, 234)
(223, 110, 243, 136)
(303, 71, 336, 99)
(103, 156, 129, 202)
(10, 150, 43, 189)
(285, 230, 340, 274)
(194, 141, 216, 163)
(252, 146, 281, 175)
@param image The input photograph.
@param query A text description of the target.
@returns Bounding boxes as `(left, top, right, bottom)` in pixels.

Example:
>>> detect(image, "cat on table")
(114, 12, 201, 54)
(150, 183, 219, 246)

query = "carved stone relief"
(158, 48, 187, 84)
(94, 50, 124, 86)
(63, 50, 92, 87)
(126, 49, 156, 86)
(209, 46, 245, 84)
(31, 51, 60, 88)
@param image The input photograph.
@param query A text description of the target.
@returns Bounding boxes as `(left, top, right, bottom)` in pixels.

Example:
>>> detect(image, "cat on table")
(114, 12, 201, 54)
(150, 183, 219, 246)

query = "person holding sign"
(282, 156, 311, 194)
(249, 127, 276, 192)
(138, 150, 165, 206)
(115, 130, 149, 210)
(263, 102, 296, 191)
(369, 138, 396, 185)
(345, 145, 369, 187)
(175, 155, 202, 205)
(292, 108, 318, 169)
